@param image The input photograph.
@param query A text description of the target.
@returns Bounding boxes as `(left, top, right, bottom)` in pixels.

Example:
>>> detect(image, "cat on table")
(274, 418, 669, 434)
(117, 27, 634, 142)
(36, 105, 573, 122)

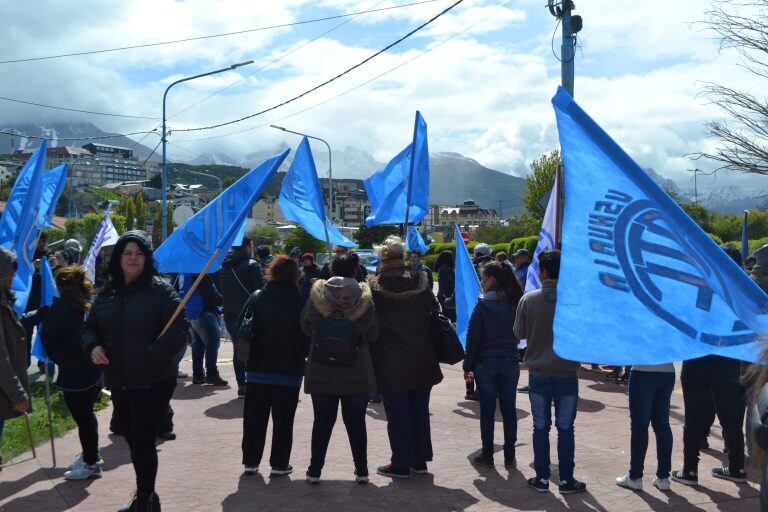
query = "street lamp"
(161, 60, 253, 241)
(188, 169, 222, 194)
(269, 125, 333, 224)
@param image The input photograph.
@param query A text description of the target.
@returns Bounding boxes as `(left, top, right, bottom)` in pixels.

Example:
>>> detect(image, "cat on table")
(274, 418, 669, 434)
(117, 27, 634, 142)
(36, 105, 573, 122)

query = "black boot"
(118, 491, 161, 512)
(504, 449, 516, 469)
(473, 449, 494, 468)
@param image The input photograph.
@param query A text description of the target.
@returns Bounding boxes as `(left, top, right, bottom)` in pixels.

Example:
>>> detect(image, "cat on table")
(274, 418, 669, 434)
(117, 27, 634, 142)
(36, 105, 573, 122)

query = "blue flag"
(2, 142, 47, 314)
(278, 137, 354, 247)
(155, 149, 289, 273)
(454, 224, 481, 347)
(37, 164, 68, 229)
(406, 226, 429, 254)
(526, 171, 560, 292)
(552, 87, 768, 365)
(31, 256, 58, 363)
(364, 112, 429, 227)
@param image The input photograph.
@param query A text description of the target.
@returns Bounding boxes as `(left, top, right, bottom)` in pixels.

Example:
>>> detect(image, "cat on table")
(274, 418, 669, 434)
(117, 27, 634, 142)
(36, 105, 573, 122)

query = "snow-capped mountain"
(687, 186, 768, 214)
(187, 151, 242, 167)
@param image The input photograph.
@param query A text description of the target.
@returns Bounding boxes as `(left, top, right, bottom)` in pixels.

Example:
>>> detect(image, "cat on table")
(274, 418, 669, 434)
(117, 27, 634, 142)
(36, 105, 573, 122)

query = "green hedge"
(724, 236, 768, 255)
(509, 236, 538, 255)
(708, 233, 723, 245)
(424, 254, 439, 269)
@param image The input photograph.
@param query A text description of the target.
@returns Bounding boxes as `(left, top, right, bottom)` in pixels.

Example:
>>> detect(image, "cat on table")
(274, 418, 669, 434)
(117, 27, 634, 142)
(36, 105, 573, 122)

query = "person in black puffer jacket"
(41, 266, 103, 481)
(464, 261, 523, 469)
(82, 230, 189, 512)
(240, 255, 309, 477)
(218, 236, 264, 396)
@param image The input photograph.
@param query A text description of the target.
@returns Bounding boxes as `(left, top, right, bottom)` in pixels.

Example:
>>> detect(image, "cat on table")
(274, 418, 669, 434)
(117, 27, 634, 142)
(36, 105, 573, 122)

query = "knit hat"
(302, 252, 315, 262)
(118, 230, 153, 253)
(290, 247, 302, 257)
(375, 236, 405, 262)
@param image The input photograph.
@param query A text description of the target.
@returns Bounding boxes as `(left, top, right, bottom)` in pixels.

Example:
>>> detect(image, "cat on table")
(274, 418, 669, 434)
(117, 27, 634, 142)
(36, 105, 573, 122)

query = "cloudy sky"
(0, 0, 763, 187)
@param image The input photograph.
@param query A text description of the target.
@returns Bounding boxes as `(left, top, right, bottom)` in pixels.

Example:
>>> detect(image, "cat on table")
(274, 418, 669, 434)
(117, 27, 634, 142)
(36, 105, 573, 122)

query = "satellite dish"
(173, 205, 194, 226)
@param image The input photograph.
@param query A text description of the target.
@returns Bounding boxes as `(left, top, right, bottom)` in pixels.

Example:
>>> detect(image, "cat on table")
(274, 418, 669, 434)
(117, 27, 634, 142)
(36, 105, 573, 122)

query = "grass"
(1, 380, 109, 463)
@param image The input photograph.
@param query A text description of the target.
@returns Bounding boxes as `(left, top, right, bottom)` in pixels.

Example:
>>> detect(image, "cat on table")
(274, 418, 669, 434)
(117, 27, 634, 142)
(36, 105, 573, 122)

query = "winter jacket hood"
(222, 249, 250, 269)
(310, 278, 372, 321)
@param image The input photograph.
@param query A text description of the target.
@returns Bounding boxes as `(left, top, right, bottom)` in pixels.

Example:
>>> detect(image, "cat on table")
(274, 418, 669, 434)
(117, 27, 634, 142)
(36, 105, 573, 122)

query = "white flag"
(83, 211, 120, 282)
(525, 171, 560, 293)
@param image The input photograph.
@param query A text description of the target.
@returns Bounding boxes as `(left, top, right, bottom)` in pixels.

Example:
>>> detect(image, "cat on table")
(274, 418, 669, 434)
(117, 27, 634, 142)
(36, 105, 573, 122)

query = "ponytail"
(482, 261, 523, 304)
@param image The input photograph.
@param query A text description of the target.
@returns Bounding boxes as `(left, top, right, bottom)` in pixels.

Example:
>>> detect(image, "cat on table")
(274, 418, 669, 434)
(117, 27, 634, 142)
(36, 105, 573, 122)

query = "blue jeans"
(474, 356, 520, 454)
(310, 394, 368, 471)
(226, 320, 246, 387)
(383, 387, 433, 471)
(529, 373, 578, 482)
(628, 370, 674, 479)
(191, 312, 221, 378)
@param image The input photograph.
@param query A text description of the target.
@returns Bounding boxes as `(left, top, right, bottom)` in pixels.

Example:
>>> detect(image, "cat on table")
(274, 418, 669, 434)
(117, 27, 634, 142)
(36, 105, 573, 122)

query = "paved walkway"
(0, 343, 759, 511)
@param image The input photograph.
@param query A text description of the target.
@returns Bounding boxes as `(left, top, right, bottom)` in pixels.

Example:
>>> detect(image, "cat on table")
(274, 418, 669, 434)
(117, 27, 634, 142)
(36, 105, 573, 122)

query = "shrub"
(424, 254, 439, 269)
(707, 233, 724, 245)
(509, 236, 538, 255)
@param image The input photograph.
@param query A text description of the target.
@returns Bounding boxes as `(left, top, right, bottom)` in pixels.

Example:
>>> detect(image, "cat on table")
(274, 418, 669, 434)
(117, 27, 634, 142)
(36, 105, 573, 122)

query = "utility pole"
(688, 168, 700, 204)
(548, 1, 582, 97)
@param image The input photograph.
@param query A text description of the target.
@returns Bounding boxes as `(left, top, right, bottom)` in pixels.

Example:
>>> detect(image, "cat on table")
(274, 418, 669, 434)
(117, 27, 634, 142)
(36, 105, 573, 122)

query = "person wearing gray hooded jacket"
(0, 248, 31, 469)
(301, 253, 379, 485)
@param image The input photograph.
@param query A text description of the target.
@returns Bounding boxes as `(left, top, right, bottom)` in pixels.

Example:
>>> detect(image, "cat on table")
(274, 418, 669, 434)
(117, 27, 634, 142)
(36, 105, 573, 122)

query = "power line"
(173, 0, 465, 133)
(0, 95, 160, 120)
(0, 0, 441, 65)
(167, 0, 391, 121)
(171, 0, 516, 143)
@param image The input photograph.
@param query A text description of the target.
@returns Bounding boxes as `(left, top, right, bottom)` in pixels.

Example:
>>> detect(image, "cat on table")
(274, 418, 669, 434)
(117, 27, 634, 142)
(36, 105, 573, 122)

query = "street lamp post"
(161, 60, 253, 241)
(188, 169, 222, 194)
(269, 125, 333, 225)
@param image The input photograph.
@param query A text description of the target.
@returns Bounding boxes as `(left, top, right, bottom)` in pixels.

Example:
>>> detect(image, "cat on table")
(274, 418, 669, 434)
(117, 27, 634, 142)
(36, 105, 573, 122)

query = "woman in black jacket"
(435, 251, 455, 321)
(464, 262, 523, 469)
(82, 230, 189, 512)
(241, 255, 309, 477)
(41, 266, 103, 481)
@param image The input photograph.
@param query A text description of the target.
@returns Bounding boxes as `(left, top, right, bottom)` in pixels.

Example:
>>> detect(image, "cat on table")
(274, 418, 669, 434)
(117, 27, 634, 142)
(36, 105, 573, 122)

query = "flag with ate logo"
(552, 86, 768, 365)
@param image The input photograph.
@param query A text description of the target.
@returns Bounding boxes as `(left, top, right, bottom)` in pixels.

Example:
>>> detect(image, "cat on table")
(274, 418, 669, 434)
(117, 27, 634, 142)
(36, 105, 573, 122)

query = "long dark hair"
(103, 237, 156, 293)
(435, 250, 454, 270)
(482, 261, 523, 304)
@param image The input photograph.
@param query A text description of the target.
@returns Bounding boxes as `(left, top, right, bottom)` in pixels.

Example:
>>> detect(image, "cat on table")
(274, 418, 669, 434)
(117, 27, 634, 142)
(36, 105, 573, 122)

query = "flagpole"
(23, 413, 37, 459)
(742, 210, 749, 263)
(42, 358, 56, 467)
(159, 248, 220, 339)
(402, 112, 420, 237)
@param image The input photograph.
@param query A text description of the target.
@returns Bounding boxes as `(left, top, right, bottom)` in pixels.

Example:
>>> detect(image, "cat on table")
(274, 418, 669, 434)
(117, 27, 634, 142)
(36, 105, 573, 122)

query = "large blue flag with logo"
(364, 112, 429, 227)
(31, 256, 57, 363)
(37, 164, 67, 229)
(278, 137, 354, 247)
(552, 87, 768, 364)
(155, 149, 289, 273)
(454, 224, 481, 347)
(2, 142, 47, 314)
(406, 226, 429, 254)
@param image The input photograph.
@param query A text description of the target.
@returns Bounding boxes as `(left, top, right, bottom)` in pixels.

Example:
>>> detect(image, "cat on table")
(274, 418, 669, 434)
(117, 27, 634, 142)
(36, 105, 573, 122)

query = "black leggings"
(62, 385, 102, 465)
(111, 377, 176, 494)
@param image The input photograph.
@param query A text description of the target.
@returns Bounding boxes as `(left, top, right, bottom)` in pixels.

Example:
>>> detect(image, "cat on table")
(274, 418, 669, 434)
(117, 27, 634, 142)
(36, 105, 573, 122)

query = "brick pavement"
(0, 343, 760, 511)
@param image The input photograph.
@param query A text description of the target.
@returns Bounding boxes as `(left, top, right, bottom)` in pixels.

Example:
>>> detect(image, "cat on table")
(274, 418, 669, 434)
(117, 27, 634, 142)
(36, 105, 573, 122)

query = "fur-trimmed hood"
(309, 278, 372, 322)
(368, 265, 429, 300)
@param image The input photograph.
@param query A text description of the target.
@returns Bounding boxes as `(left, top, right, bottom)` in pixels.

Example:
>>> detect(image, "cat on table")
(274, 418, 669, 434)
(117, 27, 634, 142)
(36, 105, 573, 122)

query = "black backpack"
(311, 315, 359, 367)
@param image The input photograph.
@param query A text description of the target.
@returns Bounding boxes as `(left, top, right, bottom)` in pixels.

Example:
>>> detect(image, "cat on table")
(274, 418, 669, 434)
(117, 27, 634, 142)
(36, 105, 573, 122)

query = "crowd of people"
(1, 229, 768, 511)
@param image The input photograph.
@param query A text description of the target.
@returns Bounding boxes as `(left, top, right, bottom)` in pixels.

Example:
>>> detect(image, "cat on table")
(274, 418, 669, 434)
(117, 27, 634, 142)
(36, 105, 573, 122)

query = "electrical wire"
(171, 0, 517, 143)
(167, 0, 391, 122)
(173, 0, 465, 133)
(0, 0, 441, 65)
(0, 95, 160, 120)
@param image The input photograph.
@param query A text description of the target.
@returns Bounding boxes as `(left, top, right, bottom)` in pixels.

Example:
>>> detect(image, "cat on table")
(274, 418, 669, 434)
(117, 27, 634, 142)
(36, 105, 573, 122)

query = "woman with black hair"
(464, 261, 524, 469)
(82, 230, 189, 512)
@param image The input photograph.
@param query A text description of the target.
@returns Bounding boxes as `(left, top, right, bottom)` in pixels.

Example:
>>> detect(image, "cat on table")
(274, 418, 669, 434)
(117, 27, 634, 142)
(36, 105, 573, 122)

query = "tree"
(696, 2, 768, 175)
(121, 195, 136, 231)
(148, 173, 162, 189)
(135, 193, 147, 231)
(472, 220, 529, 244)
(282, 226, 325, 255)
(248, 225, 279, 246)
(354, 224, 399, 249)
(222, 177, 236, 190)
(522, 150, 560, 232)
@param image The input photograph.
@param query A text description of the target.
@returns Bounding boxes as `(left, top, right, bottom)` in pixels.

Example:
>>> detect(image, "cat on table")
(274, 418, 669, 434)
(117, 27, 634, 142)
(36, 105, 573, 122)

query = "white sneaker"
(68, 452, 104, 470)
(653, 477, 670, 491)
(615, 474, 643, 490)
(64, 463, 102, 480)
(243, 466, 258, 476)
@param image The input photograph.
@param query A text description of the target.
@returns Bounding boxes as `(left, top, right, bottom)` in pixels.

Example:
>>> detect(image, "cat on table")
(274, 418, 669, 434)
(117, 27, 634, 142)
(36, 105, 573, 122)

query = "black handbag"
(424, 293, 464, 365)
